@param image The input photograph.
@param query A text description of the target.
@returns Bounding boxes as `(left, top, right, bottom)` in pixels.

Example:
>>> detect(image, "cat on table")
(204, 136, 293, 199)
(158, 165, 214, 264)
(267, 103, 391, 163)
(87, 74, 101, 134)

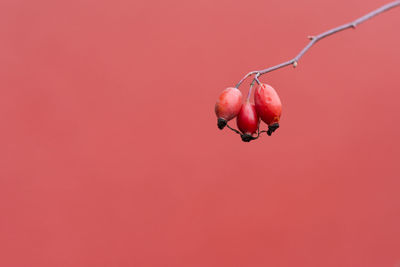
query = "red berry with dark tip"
(254, 83, 282, 135)
(215, 87, 243, 129)
(237, 101, 259, 136)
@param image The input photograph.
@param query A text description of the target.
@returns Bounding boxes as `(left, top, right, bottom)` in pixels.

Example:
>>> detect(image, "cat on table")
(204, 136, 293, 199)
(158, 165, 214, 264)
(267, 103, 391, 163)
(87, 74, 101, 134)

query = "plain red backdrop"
(1, 0, 400, 266)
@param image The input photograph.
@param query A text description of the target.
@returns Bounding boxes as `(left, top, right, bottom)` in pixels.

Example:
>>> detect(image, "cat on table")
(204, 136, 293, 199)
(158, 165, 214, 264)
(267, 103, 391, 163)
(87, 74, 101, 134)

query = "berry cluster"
(214, 1, 400, 142)
(215, 83, 282, 142)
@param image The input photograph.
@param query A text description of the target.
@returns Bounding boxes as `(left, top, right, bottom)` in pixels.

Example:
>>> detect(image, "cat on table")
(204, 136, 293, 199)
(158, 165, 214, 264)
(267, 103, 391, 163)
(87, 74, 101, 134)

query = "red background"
(1, 0, 400, 266)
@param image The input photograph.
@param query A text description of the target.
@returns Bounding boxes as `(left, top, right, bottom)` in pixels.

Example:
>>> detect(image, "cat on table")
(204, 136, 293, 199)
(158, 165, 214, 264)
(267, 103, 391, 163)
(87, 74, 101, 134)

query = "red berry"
(215, 87, 242, 129)
(237, 101, 259, 142)
(254, 83, 282, 135)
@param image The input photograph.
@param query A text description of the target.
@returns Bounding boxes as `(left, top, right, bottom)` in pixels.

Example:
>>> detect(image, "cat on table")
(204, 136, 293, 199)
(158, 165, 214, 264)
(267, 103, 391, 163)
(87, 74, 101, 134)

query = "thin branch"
(235, 0, 400, 88)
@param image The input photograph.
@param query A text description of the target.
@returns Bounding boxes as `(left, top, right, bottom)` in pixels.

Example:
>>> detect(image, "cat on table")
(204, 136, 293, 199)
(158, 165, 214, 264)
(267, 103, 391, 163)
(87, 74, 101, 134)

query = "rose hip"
(215, 87, 242, 129)
(236, 101, 259, 142)
(254, 83, 282, 135)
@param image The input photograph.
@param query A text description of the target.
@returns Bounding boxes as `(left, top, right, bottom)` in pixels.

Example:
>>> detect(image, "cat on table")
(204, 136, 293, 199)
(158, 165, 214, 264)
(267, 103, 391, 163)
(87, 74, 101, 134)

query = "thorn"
(351, 23, 357, 29)
(307, 35, 315, 40)
(293, 61, 298, 68)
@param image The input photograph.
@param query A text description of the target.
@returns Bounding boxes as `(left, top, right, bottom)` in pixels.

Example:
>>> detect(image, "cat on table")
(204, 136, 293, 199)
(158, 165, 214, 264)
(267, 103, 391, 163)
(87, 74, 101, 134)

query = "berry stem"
(235, 1, 400, 88)
(246, 78, 257, 102)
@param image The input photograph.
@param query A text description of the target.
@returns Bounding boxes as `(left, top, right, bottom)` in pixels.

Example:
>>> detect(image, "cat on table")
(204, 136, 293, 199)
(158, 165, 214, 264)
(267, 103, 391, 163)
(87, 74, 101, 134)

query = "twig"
(235, 1, 400, 88)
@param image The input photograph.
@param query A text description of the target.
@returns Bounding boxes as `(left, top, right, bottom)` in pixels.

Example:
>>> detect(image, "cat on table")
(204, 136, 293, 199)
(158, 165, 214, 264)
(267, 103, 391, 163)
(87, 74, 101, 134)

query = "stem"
(235, 71, 258, 88)
(246, 78, 257, 101)
(236, 0, 400, 87)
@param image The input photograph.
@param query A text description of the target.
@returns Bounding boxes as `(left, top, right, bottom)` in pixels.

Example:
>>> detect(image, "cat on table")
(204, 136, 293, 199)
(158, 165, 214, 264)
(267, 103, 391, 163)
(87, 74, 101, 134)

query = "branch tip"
(234, 1, 399, 98)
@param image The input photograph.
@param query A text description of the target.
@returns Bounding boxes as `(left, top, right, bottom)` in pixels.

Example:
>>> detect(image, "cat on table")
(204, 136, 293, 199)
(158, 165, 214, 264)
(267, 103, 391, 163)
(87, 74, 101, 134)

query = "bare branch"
(235, 1, 400, 88)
